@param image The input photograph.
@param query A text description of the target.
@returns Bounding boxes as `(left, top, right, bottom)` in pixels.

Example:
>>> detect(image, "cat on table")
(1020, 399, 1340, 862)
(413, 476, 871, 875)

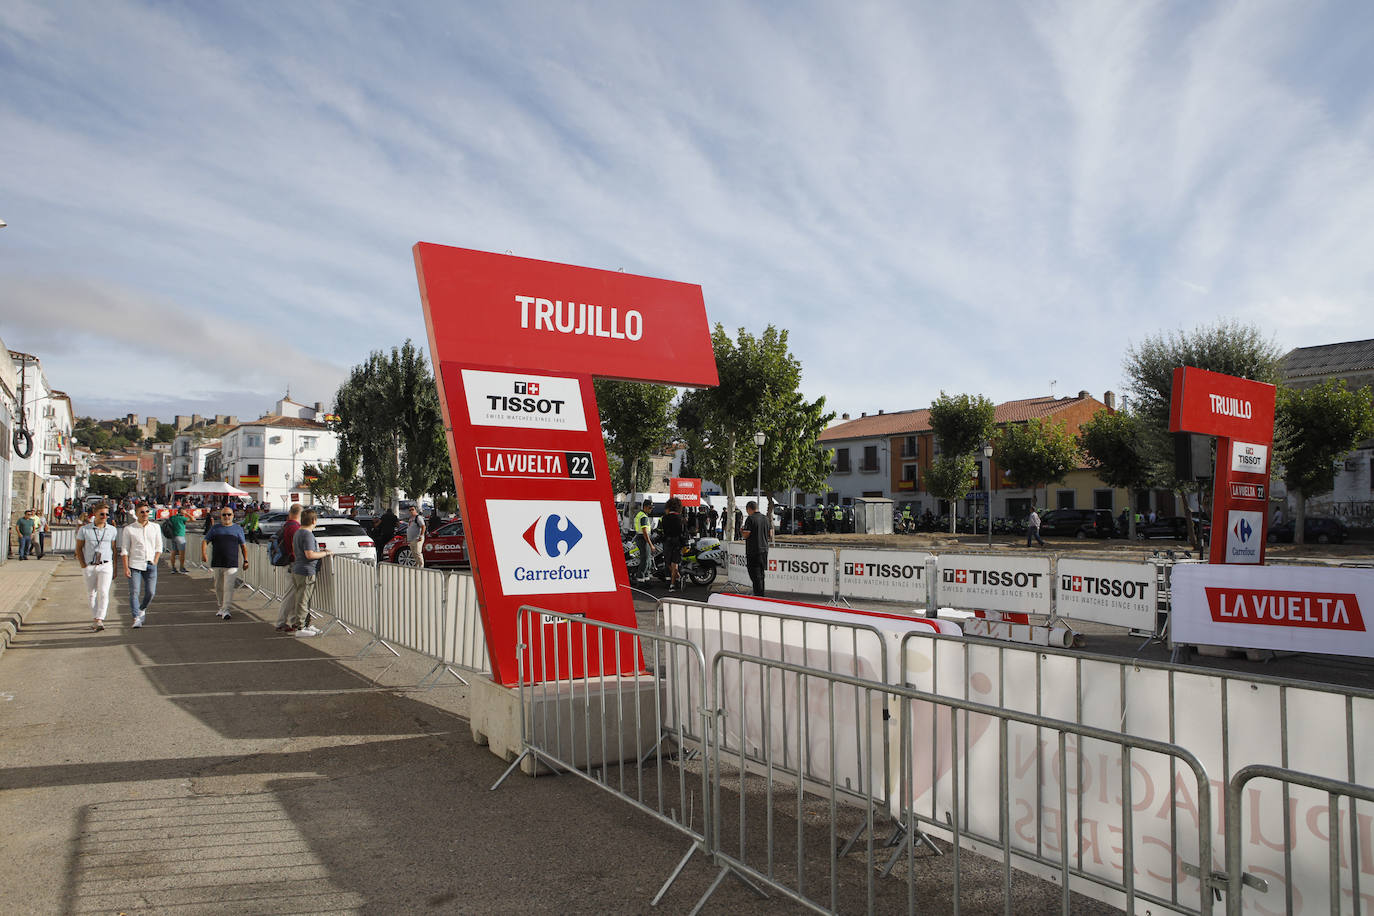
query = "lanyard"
(88, 526, 111, 559)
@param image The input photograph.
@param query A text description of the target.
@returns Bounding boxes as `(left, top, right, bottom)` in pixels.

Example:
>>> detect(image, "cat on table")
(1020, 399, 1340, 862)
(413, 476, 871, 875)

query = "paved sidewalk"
(0, 562, 796, 915)
(0, 554, 62, 657)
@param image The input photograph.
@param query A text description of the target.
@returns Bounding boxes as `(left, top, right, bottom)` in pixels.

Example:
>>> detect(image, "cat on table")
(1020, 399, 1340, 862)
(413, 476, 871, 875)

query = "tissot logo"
(522, 514, 582, 558)
(942, 568, 1043, 588)
(462, 369, 587, 432)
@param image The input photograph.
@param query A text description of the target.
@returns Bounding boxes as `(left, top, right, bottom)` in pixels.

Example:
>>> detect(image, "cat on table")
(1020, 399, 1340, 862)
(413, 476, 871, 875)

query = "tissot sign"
(416, 244, 718, 685)
(1168, 366, 1277, 566)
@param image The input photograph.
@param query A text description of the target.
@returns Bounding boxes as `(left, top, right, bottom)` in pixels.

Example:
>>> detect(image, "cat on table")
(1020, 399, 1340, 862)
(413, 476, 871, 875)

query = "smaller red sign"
(338, 495, 356, 509)
(669, 477, 702, 506)
(1229, 482, 1265, 500)
(1205, 587, 1365, 632)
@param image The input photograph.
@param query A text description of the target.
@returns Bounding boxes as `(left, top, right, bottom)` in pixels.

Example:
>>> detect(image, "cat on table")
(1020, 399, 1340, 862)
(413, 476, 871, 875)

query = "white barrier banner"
(1170, 564, 1374, 657)
(764, 546, 834, 597)
(1054, 558, 1156, 630)
(936, 554, 1051, 614)
(725, 542, 750, 588)
(837, 549, 932, 604)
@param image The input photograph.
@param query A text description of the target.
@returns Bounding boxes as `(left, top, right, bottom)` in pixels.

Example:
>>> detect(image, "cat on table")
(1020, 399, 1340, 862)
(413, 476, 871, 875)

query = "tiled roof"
(1280, 339, 1374, 382)
(226, 414, 328, 433)
(819, 395, 1102, 442)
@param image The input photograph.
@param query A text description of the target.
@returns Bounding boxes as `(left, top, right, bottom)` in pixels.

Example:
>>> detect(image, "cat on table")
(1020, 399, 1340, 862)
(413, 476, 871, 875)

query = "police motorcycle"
(622, 529, 724, 587)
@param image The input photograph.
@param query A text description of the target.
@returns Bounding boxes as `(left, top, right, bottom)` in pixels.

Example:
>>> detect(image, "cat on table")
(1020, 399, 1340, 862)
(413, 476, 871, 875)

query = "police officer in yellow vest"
(812, 505, 824, 535)
(633, 498, 655, 583)
(832, 504, 844, 533)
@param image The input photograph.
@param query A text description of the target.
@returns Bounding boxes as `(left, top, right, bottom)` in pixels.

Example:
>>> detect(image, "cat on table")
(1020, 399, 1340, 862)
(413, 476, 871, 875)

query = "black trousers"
(746, 552, 767, 596)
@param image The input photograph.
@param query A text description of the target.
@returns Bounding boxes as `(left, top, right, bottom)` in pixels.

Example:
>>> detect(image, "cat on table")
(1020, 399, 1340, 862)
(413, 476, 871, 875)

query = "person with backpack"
(162, 508, 188, 573)
(273, 504, 303, 630)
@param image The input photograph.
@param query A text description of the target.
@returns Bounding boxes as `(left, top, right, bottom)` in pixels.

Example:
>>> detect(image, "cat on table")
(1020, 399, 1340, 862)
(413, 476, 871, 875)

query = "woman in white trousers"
(76, 503, 117, 631)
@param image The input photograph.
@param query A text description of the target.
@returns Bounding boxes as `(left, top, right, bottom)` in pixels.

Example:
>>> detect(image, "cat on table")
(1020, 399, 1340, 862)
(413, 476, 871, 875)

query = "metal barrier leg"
(491, 749, 534, 791)
(687, 863, 768, 916)
(318, 614, 356, 637)
(416, 661, 469, 689)
(651, 843, 703, 907)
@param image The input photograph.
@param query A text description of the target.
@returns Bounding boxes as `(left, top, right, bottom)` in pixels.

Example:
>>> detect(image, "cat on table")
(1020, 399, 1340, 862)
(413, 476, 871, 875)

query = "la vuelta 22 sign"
(415, 244, 718, 686)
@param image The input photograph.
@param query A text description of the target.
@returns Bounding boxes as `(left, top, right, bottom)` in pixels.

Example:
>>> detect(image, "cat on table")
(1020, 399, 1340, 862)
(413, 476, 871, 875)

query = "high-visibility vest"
(634, 510, 650, 534)
(833, 507, 843, 519)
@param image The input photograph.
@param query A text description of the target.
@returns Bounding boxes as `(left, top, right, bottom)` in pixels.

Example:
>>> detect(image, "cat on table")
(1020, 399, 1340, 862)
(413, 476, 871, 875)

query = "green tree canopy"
(995, 418, 1080, 508)
(1078, 408, 1152, 538)
(926, 392, 995, 532)
(677, 324, 808, 537)
(301, 460, 369, 506)
(756, 390, 835, 504)
(593, 379, 675, 508)
(155, 422, 178, 442)
(1124, 320, 1283, 487)
(333, 340, 446, 509)
(89, 474, 132, 499)
(1275, 380, 1374, 542)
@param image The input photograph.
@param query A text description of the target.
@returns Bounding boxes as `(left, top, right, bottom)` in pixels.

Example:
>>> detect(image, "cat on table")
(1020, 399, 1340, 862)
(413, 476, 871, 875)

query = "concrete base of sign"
(469, 673, 663, 777)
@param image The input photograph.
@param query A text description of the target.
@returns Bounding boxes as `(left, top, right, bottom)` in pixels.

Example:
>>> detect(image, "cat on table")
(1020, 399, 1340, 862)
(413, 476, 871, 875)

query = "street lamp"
(754, 431, 766, 505)
(982, 442, 994, 547)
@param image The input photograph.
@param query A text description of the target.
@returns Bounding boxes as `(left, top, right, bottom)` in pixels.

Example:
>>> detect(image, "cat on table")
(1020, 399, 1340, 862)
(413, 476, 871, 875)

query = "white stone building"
(8, 350, 77, 520)
(218, 396, 339, 510)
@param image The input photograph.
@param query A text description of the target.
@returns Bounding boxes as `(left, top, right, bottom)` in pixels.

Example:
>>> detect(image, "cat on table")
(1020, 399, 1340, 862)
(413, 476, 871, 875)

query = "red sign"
(669, 477, 702, 507)
(1205, 587, 1364, 632)
(417, 244, 718, 686)
(415, 244, 718, 388)
(1169, 367, 1277, 441)
(338, 495, 356, 509)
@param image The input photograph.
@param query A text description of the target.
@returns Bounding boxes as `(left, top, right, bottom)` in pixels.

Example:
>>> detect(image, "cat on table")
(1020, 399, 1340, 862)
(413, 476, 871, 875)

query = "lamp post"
(754, 431, 766, 505)
(982, 442, 994, 547)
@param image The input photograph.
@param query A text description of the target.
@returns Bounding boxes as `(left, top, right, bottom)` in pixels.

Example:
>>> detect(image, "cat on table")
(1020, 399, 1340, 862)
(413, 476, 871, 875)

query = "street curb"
(0, 559, 61, 661)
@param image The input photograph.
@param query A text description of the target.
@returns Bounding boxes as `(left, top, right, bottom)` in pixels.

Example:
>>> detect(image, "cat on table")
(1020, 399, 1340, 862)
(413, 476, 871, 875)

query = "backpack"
(160, 519, 175, 537)
(269, 529, 292, 566)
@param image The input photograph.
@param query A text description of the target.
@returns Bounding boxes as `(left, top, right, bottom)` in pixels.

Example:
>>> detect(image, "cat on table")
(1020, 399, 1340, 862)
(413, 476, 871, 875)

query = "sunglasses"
(95, 512, 109, 517)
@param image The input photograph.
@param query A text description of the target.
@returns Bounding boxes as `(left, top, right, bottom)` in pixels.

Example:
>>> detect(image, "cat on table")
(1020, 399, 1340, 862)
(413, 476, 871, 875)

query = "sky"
(2, 0, 1373, 426)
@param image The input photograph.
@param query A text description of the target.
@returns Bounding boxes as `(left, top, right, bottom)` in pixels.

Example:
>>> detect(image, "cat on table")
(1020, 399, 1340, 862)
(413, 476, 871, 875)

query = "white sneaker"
(216, 610, 231, 619)
(132, 616, 144, 628)
(295, 625, 321, 637)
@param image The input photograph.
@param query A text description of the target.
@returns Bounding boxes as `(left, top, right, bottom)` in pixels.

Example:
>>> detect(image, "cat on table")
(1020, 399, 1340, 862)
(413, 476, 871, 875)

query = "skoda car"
(382, 519, 469, 568)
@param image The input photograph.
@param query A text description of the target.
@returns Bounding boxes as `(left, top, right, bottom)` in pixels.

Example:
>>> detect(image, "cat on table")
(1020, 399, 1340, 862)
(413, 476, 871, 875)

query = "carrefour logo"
(486, 499, 614, 595)
(1232, 517, 1253, 543)
(523, 514, 583, 557)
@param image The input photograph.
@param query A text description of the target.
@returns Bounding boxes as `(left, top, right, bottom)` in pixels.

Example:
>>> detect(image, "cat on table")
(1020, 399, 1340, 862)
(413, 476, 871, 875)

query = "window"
(900, 436, 918, 458)
(244, 434, 262, 448)
(1093, 489, 1115, 510)
(247, 463, 259, 477)
(861, 445, 879, 472)
(901, 464, 918, 484)
(301, 436, 318, 450)
(862, 490, 884, 498)
(834, 448, 851, 473)
(1056, 490, 1076, 509)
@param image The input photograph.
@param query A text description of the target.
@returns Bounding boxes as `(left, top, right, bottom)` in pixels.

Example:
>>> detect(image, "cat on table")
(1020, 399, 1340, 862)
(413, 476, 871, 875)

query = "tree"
(302, 460, 369, 507)
(593, 379, 675, 520)
(1274, 380, 1374, 543)
(756, 390, 835, 515)
(74, 418, 111, 452)
(1124, 320, 1283, 488)
(1078, 409, 1152, 539)
(996, 418, 1080, 511)
(677, 324, 808, 540)
(924, 454, 979, 530)
(926, 392, 995, 532)
(155, 422, 178, 442)
(333, 340, 446, 510)
(89, 474, 132, 499)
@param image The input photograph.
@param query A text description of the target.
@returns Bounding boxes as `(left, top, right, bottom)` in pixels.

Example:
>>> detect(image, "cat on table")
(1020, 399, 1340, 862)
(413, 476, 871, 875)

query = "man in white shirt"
(76, 502, 118, 631)
(118, 503, 163, 628)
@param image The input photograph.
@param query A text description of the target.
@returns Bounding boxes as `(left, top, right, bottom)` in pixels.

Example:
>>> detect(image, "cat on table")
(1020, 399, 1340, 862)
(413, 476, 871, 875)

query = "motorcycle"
(623, 531, 724, 587)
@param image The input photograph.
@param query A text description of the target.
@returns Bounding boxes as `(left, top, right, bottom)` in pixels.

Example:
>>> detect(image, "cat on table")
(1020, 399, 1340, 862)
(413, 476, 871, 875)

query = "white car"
(311, 519, 375, 562)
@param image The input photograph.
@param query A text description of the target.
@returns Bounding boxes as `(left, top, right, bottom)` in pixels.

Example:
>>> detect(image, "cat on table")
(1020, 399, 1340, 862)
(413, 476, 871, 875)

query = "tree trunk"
(1294, 489, 1306, 545)
(626, 456, 640, 531)
(949, 499, 957, 535)
(1127, 489, 1137, 540)
(724, 434, 737, 542)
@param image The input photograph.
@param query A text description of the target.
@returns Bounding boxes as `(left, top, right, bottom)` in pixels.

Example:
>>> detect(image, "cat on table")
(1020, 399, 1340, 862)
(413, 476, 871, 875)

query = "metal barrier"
(898, 627, 1374, 915)
(493, 605, 714, 910)
(49, 527, 76, 554)
(1225, 765, 1374, 916)
(701, 649, 1216, 915)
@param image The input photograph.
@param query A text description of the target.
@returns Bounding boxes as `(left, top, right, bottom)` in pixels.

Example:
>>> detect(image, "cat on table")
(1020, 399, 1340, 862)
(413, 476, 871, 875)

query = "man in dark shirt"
(274, 504, 304, 629)
(371, 506, 399, 562)
(200, 508, 248, 619)
(742, 500, 770, 596)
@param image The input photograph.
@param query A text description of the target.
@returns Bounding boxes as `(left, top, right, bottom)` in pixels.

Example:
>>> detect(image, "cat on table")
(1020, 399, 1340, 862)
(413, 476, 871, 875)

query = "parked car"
(1134, 516, 1190, 540)
(1038, 508, 1117, 538)
(1267, 517, 1349, 544)
(382, 519, 469, 568)
(311, 519, 375, 561)
(256, 511, 291, 540)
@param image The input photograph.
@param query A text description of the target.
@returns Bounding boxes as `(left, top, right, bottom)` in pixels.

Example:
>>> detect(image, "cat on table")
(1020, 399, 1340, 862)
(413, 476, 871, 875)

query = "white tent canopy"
(173, 481, 251, 497)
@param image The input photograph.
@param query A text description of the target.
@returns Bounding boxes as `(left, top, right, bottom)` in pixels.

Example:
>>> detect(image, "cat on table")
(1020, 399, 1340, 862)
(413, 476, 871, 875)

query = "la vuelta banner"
(415, 244, 718, 685)
(1171, 564, 1374, 657)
